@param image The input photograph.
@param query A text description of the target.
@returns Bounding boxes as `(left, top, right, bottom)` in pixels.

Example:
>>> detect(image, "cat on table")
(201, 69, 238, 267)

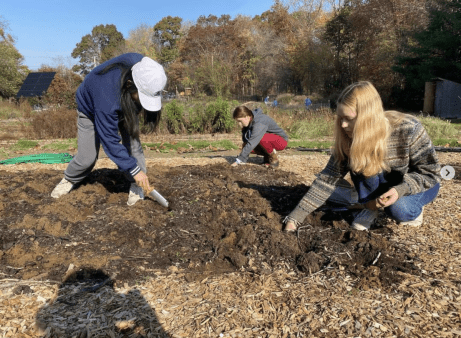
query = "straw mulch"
(1, 152, 460, 338)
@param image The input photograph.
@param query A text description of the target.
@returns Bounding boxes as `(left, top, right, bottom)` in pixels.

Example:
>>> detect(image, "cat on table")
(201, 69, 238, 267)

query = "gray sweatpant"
(64, 111, 146, 184)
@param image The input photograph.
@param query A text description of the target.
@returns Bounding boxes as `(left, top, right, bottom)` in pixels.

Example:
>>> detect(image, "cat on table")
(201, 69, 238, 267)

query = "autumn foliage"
(5, 0, 460, 114)
(38, 66, 82, 110)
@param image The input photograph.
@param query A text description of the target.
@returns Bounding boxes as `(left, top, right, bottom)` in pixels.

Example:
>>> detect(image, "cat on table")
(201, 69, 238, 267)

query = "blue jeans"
(351, 172, 440, 222)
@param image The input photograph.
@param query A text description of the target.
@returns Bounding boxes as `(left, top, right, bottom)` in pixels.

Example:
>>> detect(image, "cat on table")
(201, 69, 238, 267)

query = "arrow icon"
(441, 165, 455, 180)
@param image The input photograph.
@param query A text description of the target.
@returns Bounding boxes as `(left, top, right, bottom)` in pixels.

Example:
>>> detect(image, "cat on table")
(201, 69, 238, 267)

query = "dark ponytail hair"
(97, 62, 142, 138)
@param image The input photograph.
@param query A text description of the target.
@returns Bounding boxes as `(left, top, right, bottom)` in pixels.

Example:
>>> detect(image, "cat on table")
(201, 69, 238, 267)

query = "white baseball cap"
(132, 57, 167, 111)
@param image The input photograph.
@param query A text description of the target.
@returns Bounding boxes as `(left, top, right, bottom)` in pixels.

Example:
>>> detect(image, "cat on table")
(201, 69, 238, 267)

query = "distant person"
(305, 97, 312, 109)
(231, 105, 288, 168)
(264, 96, 269, 105)
(272, 99, 278, 107)
(284, 81, 441, 232)
(51, 53, 167, 205)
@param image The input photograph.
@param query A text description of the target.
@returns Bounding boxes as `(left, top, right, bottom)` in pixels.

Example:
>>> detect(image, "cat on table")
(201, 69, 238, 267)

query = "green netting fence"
(0, 153, 73, 165)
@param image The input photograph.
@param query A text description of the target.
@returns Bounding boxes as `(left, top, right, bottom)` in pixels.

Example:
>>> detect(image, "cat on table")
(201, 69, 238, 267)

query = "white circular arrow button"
(441, 165, 455, 180)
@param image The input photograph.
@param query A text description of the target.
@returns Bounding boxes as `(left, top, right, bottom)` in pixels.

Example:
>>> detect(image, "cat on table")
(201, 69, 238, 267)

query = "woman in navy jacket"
(51, 53, 167, 205)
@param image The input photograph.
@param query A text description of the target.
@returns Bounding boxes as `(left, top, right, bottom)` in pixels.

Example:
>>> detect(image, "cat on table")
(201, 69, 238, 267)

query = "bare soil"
(1, 161, 418, 289)
(1, 151, 461, 337)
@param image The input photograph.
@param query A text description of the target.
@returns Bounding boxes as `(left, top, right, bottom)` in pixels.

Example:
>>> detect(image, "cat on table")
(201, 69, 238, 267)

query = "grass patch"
(10, 139, 39, 151)
(28, 109, 77, 139)
(288, 140, 333, 149)
(419, 116, 461, 140)
(0, 105, 21, 120)
(144, 140, 238, 152)
(281, 108, 335, 140)
(0, 99, 33, 120)
(0, 149, 10, 159)
(287, 119, 335, 139)
(432, 138, 460, 147)
(42, 139, 78, 151)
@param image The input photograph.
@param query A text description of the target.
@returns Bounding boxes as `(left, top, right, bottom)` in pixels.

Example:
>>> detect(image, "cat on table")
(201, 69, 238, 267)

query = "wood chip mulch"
(1, 152, 461, 338)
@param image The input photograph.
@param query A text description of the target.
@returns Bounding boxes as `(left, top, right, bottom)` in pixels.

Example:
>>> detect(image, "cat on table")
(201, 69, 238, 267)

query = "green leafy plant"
(204, 98, 238, 133)
(187, 107, 207, 134)
(164, 100, 185, 134)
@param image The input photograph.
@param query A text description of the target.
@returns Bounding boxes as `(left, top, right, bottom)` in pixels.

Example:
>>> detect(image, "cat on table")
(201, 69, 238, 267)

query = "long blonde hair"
(334, 81, 406, 177)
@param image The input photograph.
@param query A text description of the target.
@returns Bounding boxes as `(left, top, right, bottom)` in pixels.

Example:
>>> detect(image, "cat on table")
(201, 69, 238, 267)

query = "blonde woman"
(284, 81, 441, 231)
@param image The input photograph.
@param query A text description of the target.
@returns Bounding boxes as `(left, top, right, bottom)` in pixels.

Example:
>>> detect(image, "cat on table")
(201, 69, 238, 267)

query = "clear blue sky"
(3, 0, 276, 71)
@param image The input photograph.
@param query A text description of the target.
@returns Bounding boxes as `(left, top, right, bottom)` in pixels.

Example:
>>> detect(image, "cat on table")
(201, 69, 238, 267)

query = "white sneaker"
(127, 183, 144, 206)
(51, 178, 74, 198)
(399, 208, 424, 227)
(351, 209, 379, 231)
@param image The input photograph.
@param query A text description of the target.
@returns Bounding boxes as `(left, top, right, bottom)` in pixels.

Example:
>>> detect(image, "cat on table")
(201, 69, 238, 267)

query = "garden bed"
(0, 152, 460, 337)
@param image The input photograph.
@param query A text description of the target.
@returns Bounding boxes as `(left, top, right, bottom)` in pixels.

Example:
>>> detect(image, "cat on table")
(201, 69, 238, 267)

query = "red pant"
(253, 133, 287, 153)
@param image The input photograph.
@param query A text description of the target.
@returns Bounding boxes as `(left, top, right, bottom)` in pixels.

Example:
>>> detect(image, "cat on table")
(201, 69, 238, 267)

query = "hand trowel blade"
(149, 189, 169, 208)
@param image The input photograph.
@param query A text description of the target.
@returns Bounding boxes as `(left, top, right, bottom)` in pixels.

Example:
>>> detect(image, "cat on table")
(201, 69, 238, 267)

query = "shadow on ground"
(36, 267, 170, 337)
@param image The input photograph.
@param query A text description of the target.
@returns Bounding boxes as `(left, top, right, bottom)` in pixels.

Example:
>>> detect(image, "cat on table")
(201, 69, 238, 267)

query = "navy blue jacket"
(76, 53, 143, 178)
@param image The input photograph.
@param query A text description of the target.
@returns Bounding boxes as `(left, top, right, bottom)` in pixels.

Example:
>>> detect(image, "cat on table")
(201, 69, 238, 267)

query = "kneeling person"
(284, 81, 441, 232)
(231, 106, 288, 168)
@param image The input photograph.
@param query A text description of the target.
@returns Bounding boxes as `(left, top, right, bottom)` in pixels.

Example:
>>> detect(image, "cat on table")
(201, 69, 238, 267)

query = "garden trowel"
(147, 188, 169, 208)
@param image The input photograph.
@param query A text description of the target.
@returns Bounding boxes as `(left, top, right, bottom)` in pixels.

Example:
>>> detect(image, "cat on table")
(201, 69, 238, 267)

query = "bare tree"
(282, 0, 326, 15)
(243, 20, 287, 95)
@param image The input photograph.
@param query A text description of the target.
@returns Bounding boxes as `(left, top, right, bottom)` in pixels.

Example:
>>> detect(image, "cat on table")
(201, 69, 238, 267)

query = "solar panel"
(16, 72, 56, 98)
